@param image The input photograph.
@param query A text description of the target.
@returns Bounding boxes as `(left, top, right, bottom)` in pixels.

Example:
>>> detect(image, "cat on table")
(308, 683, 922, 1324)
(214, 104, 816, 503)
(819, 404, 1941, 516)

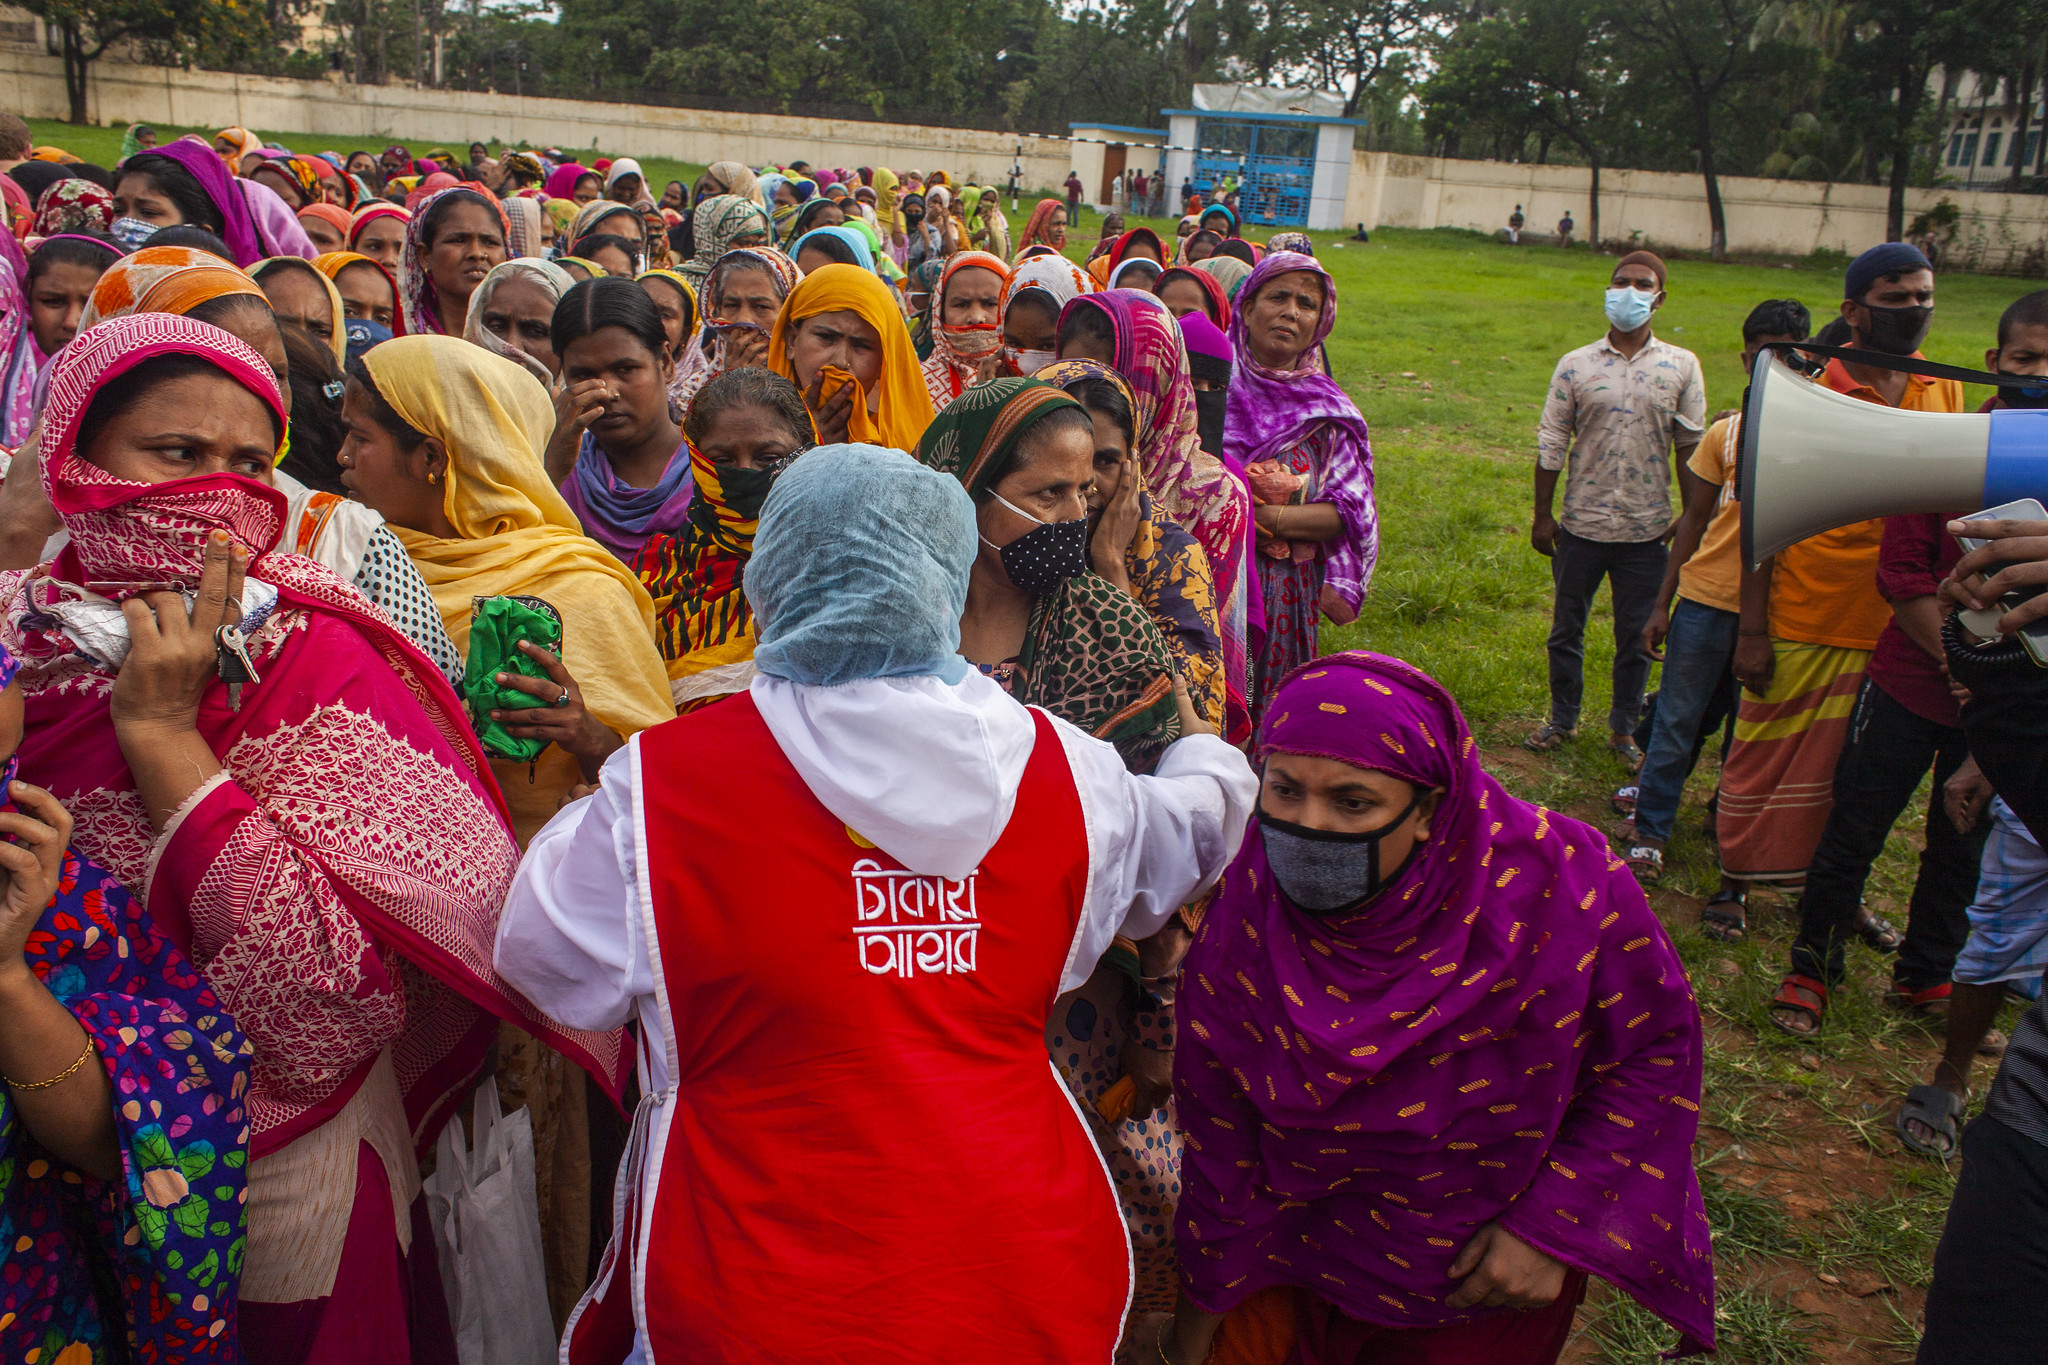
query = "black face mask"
(1256, 796, 1421, 917)
(695, 450, 801, 528)
(1999, 372, 2048, 409)
(984, 492, 1090, 595)
(1194, 387, 1227, 457)
(1857, 302, 1933, 356)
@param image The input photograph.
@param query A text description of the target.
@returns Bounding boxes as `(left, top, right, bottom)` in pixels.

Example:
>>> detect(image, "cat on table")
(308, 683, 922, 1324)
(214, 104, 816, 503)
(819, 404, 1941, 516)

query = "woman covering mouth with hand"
(543, 276, 694, 563)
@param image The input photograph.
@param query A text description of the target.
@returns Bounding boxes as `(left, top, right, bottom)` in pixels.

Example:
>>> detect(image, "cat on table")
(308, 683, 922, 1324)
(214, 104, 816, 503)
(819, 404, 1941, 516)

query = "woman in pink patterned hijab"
(1152, 652, 1712, 1364)
(1, 311, 625, 1357)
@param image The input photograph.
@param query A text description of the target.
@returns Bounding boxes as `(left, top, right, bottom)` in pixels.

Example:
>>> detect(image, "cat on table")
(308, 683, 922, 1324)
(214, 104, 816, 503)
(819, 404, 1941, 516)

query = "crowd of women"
(0, 114, 1711, 1365)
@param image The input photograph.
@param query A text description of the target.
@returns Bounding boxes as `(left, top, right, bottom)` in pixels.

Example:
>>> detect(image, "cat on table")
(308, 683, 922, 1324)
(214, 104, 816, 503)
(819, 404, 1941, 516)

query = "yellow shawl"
(361, 335, 674, 843)
(768, 263, 936, 455)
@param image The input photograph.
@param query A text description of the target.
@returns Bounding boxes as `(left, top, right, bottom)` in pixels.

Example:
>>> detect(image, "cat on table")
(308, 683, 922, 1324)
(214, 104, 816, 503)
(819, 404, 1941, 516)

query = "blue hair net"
(746, 444, 975, 687)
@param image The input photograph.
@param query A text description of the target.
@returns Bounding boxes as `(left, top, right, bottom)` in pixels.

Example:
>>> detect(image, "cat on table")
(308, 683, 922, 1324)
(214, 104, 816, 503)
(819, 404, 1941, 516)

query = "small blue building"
(1161, 84, 1361, 230)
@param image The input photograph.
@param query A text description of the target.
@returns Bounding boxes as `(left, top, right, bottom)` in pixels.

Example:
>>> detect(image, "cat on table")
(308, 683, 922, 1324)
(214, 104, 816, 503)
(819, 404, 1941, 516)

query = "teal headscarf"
(790, 224, 875, 272)
(747, 444, 975, 686)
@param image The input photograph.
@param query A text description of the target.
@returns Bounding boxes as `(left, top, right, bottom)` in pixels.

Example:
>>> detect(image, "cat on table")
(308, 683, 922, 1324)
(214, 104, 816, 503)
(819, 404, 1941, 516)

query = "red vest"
(567, 693, 1129, 1364)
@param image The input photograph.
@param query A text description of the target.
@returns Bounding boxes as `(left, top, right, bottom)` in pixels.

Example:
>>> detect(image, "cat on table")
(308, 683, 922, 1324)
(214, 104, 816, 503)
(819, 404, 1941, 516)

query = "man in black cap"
(1762, 241, 1977, 1035)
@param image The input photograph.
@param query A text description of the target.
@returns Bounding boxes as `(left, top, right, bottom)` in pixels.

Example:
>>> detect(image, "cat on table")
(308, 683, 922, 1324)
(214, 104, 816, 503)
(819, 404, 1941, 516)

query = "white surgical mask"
(1007, 347, 1056, 377)
(1604, 286, 1657, 332)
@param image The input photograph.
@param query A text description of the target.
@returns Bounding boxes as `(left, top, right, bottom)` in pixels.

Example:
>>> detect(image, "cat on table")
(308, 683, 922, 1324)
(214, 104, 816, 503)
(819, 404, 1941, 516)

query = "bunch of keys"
(214, 623, 261, 711)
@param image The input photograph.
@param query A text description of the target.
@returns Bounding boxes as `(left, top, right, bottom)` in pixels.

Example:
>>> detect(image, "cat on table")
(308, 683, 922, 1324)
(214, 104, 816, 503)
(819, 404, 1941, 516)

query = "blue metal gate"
(1192, 119, 1315, 226)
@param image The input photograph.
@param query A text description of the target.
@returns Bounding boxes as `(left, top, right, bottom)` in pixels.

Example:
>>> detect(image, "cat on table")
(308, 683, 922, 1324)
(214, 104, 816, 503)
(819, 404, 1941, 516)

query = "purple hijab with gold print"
(1175, 652, 1713, 1351)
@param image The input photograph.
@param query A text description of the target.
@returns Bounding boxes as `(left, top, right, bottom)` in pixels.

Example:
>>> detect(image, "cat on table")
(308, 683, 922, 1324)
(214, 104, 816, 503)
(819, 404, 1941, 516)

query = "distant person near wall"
(1558, 209, 1575, 247)
(1508, 203, 1525, 243)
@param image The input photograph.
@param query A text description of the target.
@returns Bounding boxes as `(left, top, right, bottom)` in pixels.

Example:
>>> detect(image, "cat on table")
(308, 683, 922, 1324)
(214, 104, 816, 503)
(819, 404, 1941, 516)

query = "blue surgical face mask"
(1604, 286, 1658, 332)
(110, 216, 158, 251)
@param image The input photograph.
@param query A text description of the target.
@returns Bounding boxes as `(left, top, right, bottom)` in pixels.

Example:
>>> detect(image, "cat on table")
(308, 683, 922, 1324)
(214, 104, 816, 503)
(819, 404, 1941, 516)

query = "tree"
(1611, 0, 1795, 260)
(1833, 2, 2003, 241)
(1260, 0, 1452, 119)
(21, 0, 264, 121)
(1424, 0, 1627, 245)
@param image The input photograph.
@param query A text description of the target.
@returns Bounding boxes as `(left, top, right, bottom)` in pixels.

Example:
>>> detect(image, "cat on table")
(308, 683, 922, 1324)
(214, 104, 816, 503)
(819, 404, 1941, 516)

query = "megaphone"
(1739, 350, 2048, 569)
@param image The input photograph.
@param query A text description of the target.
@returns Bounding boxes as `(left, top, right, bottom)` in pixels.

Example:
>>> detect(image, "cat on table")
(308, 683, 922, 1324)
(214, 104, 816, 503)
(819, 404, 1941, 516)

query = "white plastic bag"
(423, 1075, 558, 1365)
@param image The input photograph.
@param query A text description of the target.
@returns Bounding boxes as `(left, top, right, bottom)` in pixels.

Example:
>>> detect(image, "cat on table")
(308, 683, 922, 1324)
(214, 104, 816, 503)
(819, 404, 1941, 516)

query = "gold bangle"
(4, 1036, 96, 1092)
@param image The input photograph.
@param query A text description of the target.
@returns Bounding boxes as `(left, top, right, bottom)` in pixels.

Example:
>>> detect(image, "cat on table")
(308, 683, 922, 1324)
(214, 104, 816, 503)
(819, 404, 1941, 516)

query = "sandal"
(1523, 721, 1577, 753)
(1895, 1083, 1966, 1158)
(1609, 736, 1645, 773)
(1625, 844, 1664, 885)
(1700, 892, 1747, 943)
(1888, 980, 1952, 1019)
(1611, 784, 1639, 818)
(1769, 973, 1828, 1036)
(1854, 904, 1903, 953)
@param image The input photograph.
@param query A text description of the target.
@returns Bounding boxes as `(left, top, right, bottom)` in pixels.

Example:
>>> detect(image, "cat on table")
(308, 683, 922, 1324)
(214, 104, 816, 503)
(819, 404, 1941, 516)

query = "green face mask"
(460, 594, 564, 765)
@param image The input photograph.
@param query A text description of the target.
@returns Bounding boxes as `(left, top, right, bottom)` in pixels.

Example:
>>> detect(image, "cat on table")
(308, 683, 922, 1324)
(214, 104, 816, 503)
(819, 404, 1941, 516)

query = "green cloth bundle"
(461, 595, 563, 763)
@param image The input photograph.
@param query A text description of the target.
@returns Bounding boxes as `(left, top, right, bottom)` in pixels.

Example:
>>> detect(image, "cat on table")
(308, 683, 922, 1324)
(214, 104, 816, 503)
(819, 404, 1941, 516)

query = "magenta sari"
(1177, 653, 1714, 1353)
(3, 313, 627, 1159)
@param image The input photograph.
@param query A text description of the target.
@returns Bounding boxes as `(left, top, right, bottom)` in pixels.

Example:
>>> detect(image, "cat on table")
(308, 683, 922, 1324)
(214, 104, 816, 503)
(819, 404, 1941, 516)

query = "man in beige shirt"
(1529, 249, 1706, 767)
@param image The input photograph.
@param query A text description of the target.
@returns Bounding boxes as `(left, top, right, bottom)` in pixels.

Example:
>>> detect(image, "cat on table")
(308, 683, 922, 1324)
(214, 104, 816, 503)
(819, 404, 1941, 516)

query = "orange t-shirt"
(1767, 356, 1968, 650)
(1675, 415, 1742, 614)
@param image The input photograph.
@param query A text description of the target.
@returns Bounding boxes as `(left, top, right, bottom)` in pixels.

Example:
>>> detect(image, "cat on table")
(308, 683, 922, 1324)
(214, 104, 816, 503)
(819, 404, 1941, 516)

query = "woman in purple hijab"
(1150, 652, 1713, 1364)
(112, 137, 314, 267)
(1224, 251, 1377, 729)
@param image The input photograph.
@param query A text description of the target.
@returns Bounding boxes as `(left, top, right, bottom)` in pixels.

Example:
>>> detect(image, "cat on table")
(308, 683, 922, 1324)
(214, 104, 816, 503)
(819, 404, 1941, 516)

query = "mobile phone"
(1955, 498, 2048, 668)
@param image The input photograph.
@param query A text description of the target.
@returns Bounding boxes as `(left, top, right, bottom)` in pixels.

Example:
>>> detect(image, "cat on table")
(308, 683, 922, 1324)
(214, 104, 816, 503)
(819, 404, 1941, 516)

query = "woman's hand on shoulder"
(1445, 1220, 1567, 1311)
(111, 531, 245, 741)
(0, 782, 74, 971)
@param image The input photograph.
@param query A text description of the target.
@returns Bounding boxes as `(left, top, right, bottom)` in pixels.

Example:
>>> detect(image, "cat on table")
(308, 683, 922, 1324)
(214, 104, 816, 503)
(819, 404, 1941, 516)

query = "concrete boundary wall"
(0, 50, 1080, 192)
(1345, 152, 2048, 270)
(9, 51, 2048, 267)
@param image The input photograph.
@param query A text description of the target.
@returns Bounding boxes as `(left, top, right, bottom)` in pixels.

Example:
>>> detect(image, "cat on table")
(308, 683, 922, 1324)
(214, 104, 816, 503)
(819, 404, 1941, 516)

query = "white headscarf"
(462, 258, 576, 388)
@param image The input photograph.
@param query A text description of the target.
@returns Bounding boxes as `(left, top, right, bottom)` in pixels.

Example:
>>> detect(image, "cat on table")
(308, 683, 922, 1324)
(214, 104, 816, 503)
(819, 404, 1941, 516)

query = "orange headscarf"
(298, 202, 354, 238)
(312, 250, 408, 337)
(78, 246, 265, 329)
(214, 127, 264, 171)
(769, 263, 935, 454)
(1013, 199, 1065, 261)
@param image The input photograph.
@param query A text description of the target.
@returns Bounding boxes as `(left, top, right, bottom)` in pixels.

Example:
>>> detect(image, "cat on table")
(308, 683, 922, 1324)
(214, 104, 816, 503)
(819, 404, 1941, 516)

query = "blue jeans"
(1633, 598, 1739, 844)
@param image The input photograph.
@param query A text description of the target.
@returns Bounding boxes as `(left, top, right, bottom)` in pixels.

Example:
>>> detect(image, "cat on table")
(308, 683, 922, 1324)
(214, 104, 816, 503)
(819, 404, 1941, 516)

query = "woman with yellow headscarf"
(769, 262, 935, 453)
(345, 335, 673, 840)
(344, 334, 672, 1318)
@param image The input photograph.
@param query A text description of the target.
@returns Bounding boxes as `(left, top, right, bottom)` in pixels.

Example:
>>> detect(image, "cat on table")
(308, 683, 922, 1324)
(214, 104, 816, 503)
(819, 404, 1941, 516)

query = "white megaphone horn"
(1739, 349, 2048, 570)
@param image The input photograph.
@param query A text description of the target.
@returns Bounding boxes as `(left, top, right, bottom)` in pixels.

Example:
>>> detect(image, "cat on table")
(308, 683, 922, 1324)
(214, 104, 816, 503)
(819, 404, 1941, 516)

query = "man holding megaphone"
(1731, 243, 1972, 1013)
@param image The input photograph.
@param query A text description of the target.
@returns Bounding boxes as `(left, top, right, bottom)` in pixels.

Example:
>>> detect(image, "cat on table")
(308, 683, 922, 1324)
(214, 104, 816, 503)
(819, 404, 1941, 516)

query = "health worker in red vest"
(495, 441, 1258, 1365)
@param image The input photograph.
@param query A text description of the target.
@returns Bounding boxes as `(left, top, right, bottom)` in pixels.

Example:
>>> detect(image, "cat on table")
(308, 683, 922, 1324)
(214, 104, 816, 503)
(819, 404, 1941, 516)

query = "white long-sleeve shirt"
(493, 670, 1255, 1359)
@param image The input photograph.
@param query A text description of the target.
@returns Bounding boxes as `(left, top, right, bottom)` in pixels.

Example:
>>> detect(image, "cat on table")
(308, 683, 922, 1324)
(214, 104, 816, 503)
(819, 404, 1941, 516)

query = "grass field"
(27, 113, 2047, 1359)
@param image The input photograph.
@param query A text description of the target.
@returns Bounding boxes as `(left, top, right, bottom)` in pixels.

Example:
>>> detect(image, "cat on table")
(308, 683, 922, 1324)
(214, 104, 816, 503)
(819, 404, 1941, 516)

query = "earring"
(428, 472, 441, 485)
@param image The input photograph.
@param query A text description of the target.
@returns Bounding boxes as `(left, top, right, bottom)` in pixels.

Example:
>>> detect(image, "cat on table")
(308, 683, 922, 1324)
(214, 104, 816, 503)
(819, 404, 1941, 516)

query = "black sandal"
(1700, 892, 1747, 943)
(1854, 904, 1903, 953)
(1896, 1084, 1966, 1159)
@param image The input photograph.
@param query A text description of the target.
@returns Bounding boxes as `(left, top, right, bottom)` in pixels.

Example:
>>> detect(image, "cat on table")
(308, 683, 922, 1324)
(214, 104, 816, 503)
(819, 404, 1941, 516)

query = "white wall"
(1308, 122, 1354, 232)
(0, 49, 1079, 194)
(1344, 151, 2048, 270)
